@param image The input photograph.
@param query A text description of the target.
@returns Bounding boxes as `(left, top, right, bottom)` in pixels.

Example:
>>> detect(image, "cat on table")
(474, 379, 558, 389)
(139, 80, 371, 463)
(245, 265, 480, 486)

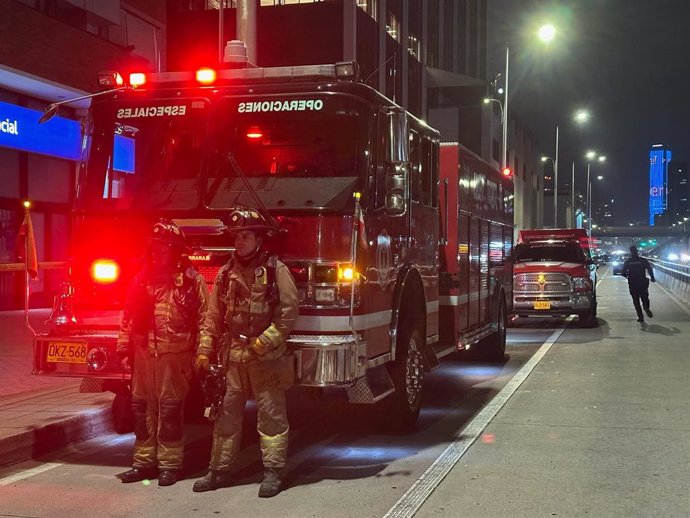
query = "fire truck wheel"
(386, 323, 424, 432)
(111, 391, 135, 434)
(482, 298, 507, 362)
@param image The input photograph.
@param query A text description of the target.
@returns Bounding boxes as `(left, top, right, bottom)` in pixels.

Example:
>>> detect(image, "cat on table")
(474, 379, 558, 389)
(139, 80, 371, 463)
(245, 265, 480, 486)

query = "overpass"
(591, 225, 688, 238)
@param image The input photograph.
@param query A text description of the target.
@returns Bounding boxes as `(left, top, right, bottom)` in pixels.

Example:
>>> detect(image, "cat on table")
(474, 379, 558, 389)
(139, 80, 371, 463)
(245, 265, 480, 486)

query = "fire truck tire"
(482, 297, 507, 362)
(111, 391, 135, 434)
(385, 322, 424, 432)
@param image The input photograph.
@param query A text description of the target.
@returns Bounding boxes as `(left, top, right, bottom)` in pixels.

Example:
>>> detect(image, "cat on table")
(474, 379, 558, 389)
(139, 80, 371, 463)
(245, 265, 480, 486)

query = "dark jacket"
(621, 255, 655, 286)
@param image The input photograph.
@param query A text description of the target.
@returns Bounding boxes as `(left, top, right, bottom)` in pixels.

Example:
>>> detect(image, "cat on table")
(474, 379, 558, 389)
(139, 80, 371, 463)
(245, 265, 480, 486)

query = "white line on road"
(382, 319, 572, 518)
(0, 462, 63, 487)
(0, 434, 131, 487)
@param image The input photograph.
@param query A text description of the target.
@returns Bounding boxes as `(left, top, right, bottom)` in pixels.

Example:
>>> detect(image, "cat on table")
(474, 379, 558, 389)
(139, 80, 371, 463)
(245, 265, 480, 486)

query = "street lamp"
(585, 151, 606, 233)
(491, 24, 556, 173)
(483, 97, 505, 168)
(551, 109, 590, 228)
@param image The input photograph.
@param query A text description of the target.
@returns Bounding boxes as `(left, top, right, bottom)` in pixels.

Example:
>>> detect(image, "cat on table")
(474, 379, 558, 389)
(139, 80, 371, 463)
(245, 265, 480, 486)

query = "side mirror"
(383, 111, 409, 215)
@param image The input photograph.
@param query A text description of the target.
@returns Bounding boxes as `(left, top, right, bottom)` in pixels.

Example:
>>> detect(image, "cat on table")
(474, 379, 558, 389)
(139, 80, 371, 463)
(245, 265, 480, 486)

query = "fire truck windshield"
(77, 94, 369, 211)
(204, 95, 368, 210)
(77, 98, 209, 210)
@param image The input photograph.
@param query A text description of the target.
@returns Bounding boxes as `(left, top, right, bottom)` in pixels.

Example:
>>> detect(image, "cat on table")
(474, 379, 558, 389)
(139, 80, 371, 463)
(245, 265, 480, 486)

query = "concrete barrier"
(651, 259, 690, 306)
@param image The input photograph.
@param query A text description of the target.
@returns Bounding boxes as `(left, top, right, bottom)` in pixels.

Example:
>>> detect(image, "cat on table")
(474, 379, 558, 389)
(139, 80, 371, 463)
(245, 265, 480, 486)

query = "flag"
(16, 207, 38, 279)
(357, 204, 368, 249)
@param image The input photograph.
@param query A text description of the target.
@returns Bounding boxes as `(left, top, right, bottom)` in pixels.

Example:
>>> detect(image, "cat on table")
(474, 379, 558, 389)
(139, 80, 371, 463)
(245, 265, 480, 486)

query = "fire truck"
(512, 228, 598, 327)
(33, 57, 514, 431)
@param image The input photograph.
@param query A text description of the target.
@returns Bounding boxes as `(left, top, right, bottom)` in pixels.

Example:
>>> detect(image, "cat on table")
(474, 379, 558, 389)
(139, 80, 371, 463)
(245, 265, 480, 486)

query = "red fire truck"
(33, 60, 513, 431)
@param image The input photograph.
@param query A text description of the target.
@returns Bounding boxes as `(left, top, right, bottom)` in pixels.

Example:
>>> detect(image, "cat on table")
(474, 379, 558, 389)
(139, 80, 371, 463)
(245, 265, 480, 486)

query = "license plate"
(46, 342, 88, 363)
(533, 300, 551, 310)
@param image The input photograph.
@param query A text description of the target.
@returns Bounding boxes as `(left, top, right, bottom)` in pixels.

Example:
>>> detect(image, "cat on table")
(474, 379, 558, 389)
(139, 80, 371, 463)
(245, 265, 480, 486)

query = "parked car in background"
(611, 254, 629, 275)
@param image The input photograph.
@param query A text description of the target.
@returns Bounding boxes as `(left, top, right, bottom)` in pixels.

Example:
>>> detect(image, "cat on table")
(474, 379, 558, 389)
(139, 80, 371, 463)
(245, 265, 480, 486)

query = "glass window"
(206, 95, 369, 210)
(77, 98, 209, 210)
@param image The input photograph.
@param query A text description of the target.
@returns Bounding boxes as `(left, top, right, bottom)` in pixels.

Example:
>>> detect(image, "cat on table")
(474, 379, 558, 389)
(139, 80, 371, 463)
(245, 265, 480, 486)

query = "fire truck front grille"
(514, 273, 572, 294)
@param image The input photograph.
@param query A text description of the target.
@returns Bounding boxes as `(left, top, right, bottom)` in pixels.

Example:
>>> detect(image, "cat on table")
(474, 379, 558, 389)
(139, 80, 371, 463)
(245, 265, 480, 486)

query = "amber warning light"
(91, 259, 120, 284)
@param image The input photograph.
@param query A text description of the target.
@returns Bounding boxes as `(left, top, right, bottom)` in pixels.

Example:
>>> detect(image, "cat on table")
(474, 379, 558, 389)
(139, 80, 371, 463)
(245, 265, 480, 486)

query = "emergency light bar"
(112, 62, 360, 89)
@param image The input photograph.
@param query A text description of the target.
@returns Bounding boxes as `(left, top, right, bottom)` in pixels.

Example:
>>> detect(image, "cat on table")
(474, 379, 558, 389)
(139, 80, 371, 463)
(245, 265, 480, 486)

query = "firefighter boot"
(192, 470, 234, 492)
(117, 467, 157, 483)
(158, 470, 178, 487)
(258, 467, 284, 498)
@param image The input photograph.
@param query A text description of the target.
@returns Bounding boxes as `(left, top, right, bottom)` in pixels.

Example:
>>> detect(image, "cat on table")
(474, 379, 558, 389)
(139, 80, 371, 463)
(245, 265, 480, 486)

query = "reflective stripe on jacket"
(198, 253, 298, 362)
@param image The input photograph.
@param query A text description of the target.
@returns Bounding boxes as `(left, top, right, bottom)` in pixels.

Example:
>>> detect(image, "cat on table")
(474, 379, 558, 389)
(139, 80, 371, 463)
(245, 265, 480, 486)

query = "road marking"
(382, 319, 572, 518)
(0, 462, 63, 487)
(0, 434, 131, 487)
(652, 281, 690, 318)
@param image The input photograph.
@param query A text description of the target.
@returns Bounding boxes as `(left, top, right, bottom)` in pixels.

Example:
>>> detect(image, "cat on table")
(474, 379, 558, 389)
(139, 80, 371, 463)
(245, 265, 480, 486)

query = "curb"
(0, 404, 113, 468)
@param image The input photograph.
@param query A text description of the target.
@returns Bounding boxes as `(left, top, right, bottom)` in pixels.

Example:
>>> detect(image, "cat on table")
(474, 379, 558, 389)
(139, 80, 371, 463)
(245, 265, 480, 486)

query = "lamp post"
(585, 151, 606, 233)
(483, 97, 505, 169)
(540, 155, 554, 227)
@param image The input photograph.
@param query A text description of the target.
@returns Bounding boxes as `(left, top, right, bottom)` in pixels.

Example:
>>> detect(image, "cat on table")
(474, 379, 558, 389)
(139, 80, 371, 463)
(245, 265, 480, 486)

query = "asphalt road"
(3, 266, 687, 517)
(0, 317, 562, 518)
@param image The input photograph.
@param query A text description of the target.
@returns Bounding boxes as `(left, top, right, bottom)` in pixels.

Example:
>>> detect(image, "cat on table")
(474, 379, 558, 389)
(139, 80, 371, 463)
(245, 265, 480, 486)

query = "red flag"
(16, 208, 38, 279)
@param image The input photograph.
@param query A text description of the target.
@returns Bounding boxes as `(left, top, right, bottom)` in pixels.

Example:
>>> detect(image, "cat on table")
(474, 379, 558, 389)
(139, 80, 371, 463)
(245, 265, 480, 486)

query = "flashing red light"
(502, 167, 513, 177)
(196, 67, 217, 85)
(129, 72, 147, 87)
(90, 259, 120, 284)
(246, 127, 263, 139)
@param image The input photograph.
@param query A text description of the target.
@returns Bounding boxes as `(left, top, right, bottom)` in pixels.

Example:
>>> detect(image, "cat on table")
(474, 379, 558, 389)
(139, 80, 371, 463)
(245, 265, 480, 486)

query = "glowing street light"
(537, 23, 556, 43)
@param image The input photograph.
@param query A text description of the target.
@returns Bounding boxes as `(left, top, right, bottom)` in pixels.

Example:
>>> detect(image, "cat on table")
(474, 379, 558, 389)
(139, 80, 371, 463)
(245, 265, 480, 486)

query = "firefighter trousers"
(209, 357, 293, 472)
(131, 350, 194, 471)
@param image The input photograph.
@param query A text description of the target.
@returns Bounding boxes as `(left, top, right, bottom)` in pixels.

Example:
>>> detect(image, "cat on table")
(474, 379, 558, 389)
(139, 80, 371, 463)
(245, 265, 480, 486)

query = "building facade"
(649, 144, 671, 226)
(0, 0, 166, 308)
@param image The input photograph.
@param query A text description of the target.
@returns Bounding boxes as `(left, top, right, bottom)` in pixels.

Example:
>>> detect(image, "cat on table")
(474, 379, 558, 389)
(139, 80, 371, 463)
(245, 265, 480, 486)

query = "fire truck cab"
(512, 228, 598, 327)
(32, 57, 513, 432)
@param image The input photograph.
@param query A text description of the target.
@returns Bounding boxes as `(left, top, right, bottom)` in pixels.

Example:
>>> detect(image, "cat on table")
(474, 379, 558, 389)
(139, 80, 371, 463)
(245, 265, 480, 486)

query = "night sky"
(487, 0, 690, 226)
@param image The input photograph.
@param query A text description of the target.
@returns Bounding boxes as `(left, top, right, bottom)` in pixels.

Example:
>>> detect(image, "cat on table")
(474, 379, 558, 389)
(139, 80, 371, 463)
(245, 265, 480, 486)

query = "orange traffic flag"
(16, 207, 38, 279)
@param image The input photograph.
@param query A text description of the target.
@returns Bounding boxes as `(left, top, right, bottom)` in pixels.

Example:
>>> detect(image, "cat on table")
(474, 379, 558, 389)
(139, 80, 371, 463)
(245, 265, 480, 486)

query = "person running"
(621, 245, 655, 323)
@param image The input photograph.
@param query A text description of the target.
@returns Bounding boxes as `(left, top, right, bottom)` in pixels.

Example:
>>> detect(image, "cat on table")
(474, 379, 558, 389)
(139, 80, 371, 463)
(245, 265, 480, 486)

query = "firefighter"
(192, 208, 298, 498)
(116, 220, 209, 486)
(621, 245, 656, 323)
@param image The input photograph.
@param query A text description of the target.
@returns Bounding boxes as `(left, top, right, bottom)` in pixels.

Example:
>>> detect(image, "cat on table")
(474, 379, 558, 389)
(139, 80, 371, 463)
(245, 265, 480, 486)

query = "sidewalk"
(0, 309, 114, 467)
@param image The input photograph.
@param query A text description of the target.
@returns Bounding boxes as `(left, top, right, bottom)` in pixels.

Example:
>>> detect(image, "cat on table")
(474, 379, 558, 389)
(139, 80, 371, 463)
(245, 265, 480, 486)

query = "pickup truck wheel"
(578, 304, 598, 328)
(385, 323, 424, 432)
(112, 390, 134, 434)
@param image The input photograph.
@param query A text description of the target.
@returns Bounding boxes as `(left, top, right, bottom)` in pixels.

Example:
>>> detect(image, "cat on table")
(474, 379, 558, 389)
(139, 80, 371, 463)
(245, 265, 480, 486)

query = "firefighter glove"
(195, 354, 210, 374)
(117, 351, 132, 372)
(250, 336, 268, 357)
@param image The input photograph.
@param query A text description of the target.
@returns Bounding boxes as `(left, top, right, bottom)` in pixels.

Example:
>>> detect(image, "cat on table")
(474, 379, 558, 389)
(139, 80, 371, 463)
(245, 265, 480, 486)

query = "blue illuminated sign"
(0, 101, 134, 173)
(0, 101, 81, 160)
(113, 135, 135, 173)
(649, 146, 670, 225)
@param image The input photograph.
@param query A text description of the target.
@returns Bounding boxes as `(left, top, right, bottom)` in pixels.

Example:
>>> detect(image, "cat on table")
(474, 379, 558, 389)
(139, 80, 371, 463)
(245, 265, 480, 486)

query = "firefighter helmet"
(150, 219, 187, 247)
(226, 208, 275, 235)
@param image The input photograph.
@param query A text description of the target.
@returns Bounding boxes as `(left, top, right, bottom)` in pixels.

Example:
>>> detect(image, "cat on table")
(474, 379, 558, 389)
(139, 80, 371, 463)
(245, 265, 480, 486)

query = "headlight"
(572, 276, 592, 291)
(314, 287, 336, 303)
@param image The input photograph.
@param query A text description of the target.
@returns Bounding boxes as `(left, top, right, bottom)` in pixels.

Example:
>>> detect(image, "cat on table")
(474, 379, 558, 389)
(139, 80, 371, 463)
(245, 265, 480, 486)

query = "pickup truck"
(512, 229, 598, 327)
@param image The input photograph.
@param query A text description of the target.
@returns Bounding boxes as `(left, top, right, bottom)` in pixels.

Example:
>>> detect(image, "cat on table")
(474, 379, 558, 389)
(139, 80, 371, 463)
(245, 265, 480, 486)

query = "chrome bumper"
(288, 335, 367, 386)
(513, 292, 594, 315)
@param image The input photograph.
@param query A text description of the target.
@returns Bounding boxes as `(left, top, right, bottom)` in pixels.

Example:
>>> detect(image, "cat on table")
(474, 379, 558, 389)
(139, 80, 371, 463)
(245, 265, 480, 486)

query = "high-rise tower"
(649, 144, 672, 225)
